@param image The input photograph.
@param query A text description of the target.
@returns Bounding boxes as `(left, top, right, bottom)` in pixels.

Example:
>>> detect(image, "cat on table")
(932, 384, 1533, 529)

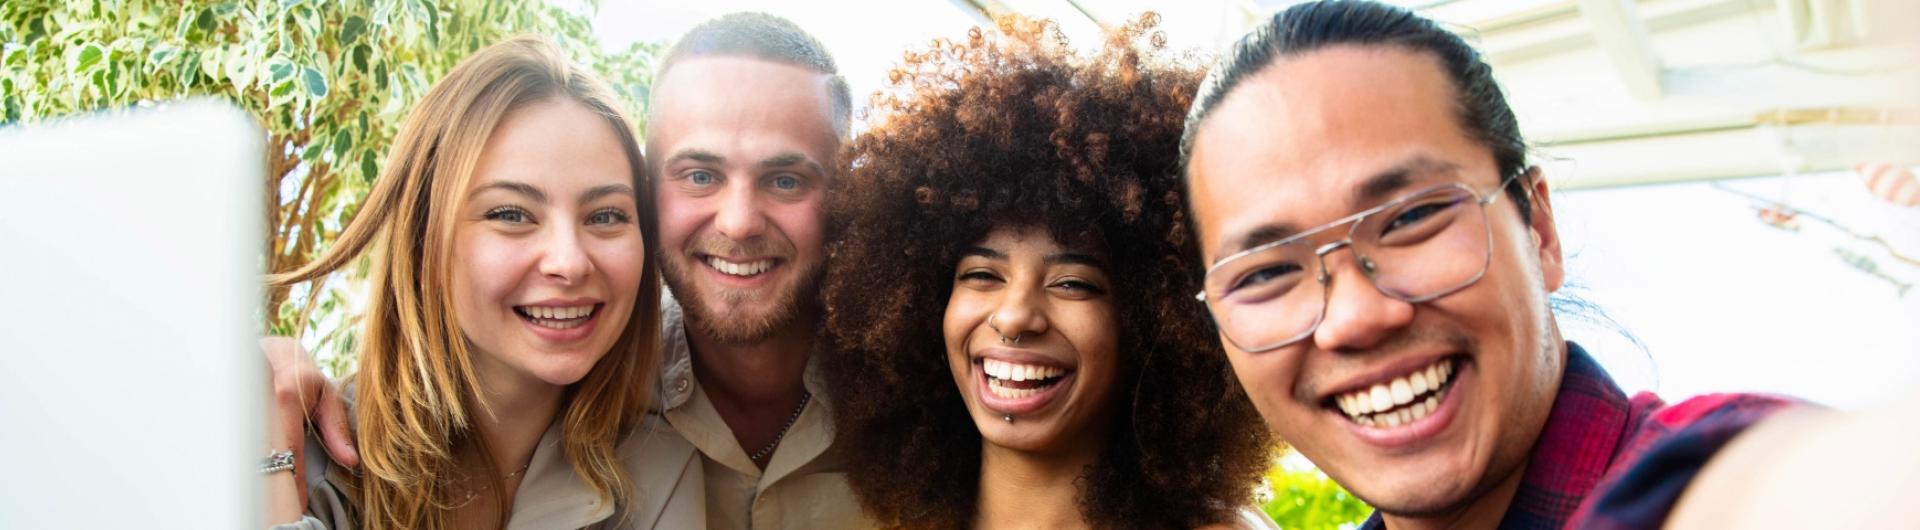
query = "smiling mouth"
(980, 358, 1074, 399)
(700, 255, 781, 278)
(1326, 356, 1459, 428)
(513, 304, 600, 330)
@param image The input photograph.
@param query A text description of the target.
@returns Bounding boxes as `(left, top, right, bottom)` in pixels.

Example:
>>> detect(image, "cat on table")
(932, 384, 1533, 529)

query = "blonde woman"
(263, 36, 662, 529)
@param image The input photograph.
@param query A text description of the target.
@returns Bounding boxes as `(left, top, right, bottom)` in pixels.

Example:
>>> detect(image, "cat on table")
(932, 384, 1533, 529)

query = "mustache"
(684, 235, 794, 259)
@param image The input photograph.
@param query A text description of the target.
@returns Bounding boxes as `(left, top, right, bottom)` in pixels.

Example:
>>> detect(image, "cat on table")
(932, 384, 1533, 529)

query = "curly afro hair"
(818, 14, 1277, 529)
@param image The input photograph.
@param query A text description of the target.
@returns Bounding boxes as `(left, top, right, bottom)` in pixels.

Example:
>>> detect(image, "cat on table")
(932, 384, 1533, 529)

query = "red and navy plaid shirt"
(1357, 342, 1800, 530)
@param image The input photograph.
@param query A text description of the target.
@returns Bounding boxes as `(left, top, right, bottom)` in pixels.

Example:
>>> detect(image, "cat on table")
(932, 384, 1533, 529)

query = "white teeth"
(1369, 386, 1393, 413)
(1389, 378, 1413, 405)
(520, 304, 595, 329)
(981, 358, 1068, 398)
(705, 256, 775, 277)
(1333, 358, 1459, 426)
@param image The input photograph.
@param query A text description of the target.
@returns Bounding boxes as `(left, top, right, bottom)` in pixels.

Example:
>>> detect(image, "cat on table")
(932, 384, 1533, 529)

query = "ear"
(1522, 167, 1565, 293)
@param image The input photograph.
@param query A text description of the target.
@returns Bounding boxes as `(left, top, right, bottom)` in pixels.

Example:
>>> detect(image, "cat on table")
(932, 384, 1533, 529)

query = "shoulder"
(1194, 507, 1281, 530)
(1572, 392, 1807, 528)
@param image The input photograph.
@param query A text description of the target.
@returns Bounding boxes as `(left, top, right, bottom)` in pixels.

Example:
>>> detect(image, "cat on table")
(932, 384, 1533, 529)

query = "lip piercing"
(1002, 414, 1013, 423)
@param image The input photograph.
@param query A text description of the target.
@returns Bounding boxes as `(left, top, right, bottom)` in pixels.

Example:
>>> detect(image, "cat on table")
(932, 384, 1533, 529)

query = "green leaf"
(269, 78, 296, 98)
(266, 56, 295, 83)
(71, 42, 105, 72)
(331, 127, 353, 159)
(194, 9, 216, 32)
(339, 15, 367, 45)
(301, 66, 328, 98)
(350, 44, 369, 73)
(4, 45, 26, 68)
(360, 152, 378, 184)
(146, 44, 180, 72)
(302, 141, 325, 161)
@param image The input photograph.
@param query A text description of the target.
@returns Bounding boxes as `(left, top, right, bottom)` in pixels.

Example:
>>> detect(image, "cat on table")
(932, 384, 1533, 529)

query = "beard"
(658, 244, 824, 347)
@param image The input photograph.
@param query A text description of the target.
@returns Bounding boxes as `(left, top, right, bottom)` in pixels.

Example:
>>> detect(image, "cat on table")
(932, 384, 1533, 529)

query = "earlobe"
(1523, 167, 1565, 292)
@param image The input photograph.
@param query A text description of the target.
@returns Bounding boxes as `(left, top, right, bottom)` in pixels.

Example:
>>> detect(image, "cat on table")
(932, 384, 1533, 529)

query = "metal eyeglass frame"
(1194, 170, 1529, 353)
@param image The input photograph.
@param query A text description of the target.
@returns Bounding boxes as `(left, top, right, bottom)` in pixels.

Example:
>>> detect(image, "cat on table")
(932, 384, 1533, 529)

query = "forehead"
(646, 56, 841, 165)
(474, 98, 630, 187)
(1186, 45, 1496, 260)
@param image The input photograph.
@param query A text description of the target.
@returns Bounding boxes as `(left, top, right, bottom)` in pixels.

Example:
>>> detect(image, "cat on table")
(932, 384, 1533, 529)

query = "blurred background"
(4, 0, 1916, 527)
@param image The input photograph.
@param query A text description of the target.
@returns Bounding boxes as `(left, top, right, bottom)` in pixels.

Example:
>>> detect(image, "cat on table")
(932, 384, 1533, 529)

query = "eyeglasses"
(1195, 172, 1526, 353)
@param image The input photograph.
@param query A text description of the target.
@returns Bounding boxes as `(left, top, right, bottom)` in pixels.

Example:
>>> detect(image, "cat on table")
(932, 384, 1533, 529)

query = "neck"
(469, 367, 566, 482)
(1381, 461, 1528, 530)
(973, 439, 1103, 530)
(687, 314, 815, 465)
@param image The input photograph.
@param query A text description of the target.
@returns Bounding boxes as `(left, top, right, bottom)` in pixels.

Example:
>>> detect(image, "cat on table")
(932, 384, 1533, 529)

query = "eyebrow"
(580, 183, 635, 204)
(758, 151, 826, 176)
(1216, 155, 1463, 262)
(1045, 252, 1105, 268)
(964, 246, 1006, 260)
(470, 181, 547, 203)
(664, 149, 723, 166)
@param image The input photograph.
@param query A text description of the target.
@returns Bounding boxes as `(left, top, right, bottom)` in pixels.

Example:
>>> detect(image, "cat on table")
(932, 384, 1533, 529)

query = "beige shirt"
(271, 391, 652, 530)
(623, 294, 874, 530)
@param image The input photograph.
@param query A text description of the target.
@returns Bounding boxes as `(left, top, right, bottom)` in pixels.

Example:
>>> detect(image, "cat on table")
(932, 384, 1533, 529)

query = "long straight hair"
(268, 35, 661, 530)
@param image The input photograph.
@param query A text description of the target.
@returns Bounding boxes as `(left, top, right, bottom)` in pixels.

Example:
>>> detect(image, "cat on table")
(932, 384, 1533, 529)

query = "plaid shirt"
(1358, 342, 1799, 530)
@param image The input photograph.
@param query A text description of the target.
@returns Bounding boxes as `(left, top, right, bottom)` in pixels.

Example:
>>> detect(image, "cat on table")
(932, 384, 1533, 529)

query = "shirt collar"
(1359, 342, 1631, 530)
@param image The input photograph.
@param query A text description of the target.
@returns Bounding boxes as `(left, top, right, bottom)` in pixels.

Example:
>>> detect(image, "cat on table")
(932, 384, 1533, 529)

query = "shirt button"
(674, 377, 690, 394)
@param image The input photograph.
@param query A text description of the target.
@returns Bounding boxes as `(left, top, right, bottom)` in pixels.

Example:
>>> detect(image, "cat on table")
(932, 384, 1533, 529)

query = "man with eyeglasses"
(1178, 1, 1820, 527)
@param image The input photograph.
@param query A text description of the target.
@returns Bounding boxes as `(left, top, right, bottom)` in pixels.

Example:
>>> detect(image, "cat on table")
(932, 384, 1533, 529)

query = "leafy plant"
(1260, 449, 1374, 529)
(2, 0, 662, 375)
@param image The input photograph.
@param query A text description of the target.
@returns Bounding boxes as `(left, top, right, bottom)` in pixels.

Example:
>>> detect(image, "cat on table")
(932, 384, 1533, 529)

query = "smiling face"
(646, 56, 841, 345)
(943, 226, 1122, 454)
(452, 97, 646, 391)
(1186, 46, 1566, 517)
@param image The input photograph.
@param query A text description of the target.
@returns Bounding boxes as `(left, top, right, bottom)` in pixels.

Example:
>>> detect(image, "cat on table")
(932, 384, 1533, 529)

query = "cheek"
(591, 234, 649, 300)
(451, 232, 524, 326)
(943, 290, 980, 364)
(653, 194, 702, 249)
(1065, 304, 1122, 391)
(768, 196, 825, 254)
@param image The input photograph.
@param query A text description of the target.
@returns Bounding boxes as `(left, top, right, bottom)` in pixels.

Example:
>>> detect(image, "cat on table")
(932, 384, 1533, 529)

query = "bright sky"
(583, 1, 1920, 410)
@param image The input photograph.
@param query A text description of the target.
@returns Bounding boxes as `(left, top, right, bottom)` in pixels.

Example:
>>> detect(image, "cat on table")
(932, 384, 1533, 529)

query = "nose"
(538, 223, 595, 285)
(712, 181, 768, 241)
(1311, 249, 1413, 352)
(987, 285, 1049, 344)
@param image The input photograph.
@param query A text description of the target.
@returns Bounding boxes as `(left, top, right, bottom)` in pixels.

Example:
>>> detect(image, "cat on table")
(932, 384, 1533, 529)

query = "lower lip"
(699, 257, 781, 287)
(975, 365, 1075, 415)
(1339, 361, 1468, 450)
(519, 309, 600, 344)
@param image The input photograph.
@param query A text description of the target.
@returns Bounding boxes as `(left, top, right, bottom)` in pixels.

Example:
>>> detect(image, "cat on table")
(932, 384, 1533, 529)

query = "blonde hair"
(268, 35, 660, 530)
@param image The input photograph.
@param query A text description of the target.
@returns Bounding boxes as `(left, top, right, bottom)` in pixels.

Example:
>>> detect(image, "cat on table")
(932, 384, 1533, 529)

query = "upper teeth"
(983, 358, 1066, 382)
(706, 257, 774, 277)
(1334, 358, 1454, 426)
(523, 305, 594, 320)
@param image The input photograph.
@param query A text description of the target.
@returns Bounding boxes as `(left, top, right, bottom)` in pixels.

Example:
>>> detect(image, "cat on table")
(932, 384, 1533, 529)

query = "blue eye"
(771, 175, 800, 191)
(688, 170, 716, 186)
(484, 206, 530, 224)
(587, 209, 631, 225)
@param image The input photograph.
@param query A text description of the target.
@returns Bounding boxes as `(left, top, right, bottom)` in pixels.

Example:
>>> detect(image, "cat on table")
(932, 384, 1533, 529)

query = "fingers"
(315, 384, 358, 467)
(269, 367, 311, 508)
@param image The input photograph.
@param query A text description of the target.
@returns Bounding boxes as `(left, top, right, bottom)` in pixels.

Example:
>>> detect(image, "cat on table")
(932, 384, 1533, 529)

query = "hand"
(263, 336, 358, 508)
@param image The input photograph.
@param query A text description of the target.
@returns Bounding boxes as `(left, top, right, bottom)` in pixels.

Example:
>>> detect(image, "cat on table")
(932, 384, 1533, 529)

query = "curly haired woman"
(819, 15, 1277, 530)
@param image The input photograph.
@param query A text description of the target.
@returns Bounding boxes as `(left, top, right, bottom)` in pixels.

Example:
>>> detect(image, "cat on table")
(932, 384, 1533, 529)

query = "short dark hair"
(656, 11, 853, 136)
(1181, 0, 1533, 218)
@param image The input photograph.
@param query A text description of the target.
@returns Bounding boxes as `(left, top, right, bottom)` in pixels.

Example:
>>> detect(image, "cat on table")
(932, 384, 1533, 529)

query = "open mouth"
(513, 303, 600, 330)
(981, 358, 1074, 399)
(1326, 356, 1459, 428)
(700, 255, 781, 278)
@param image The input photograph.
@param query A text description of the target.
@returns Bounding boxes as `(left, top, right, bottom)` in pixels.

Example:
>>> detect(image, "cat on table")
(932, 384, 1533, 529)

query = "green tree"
(1, 0, 661, 374)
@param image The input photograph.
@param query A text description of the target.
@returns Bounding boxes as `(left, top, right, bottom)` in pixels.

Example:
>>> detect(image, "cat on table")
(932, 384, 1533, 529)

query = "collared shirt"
(625, 293, 874, 530)
(1358, 342, 1799, 530)
(273, 388, 637, 530)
